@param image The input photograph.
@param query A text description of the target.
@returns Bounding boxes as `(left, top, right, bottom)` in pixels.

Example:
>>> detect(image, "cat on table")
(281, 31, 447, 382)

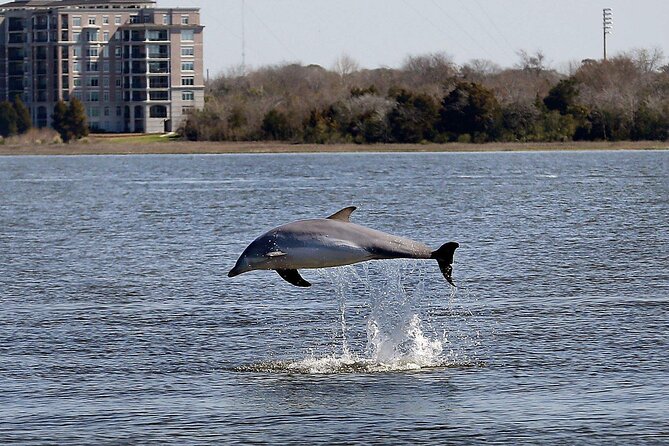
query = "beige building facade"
(0, 0, 204, 133)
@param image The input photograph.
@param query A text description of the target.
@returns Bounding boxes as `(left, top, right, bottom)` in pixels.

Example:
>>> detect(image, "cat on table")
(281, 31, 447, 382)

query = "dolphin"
(228, 206, 459, 288)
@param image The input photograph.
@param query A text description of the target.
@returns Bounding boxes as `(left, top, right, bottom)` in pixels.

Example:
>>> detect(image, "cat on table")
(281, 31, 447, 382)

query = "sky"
(159, 0, 669, 75)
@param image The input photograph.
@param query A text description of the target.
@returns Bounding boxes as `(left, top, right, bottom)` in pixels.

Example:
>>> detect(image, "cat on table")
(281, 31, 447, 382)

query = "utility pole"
(603, 8, 613, 61)
(241, 0, 246, 74)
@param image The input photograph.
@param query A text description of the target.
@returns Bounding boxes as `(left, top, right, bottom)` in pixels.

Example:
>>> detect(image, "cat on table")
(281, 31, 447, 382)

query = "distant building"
(0, 0, 204, 133)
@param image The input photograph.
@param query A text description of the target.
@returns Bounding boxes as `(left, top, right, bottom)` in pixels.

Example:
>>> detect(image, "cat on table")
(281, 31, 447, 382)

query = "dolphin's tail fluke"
(431, 242, 459, 287)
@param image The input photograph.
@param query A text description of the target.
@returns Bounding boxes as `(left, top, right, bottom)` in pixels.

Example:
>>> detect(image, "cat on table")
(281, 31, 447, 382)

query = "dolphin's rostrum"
(228, 206, 459, 288)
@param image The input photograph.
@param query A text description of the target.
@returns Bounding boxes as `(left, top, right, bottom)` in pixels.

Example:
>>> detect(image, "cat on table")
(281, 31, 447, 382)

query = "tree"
(387, 88, 439, 143)
(65, 98, 89, 141)
(12, 96, 32, 134)
(516, 50, 548, 73)
(543, 78, 581, 115)
(52, 100, 69, 141)
(438, 82, 501, 142)
(261, 109, 294, 140)
(0, 101, 18, 137)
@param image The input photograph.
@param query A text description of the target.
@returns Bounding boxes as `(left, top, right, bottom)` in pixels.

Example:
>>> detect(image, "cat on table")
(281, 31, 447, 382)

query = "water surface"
(1, 151, 668, 444)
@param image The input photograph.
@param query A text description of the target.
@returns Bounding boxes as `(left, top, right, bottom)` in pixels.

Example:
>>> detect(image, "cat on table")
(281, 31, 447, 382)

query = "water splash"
(237, 260, 482, 374)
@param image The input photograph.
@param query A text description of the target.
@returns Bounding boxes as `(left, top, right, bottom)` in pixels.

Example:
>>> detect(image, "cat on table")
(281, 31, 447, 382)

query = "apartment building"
(0, 0, 204, 133)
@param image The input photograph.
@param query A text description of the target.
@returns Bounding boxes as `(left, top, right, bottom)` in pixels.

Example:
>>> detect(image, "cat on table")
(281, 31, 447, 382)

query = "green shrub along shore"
(183, 50, 669, 145)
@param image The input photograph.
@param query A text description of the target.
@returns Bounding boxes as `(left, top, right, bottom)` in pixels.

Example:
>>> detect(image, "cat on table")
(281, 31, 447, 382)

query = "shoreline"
(0, 139, 667, 156)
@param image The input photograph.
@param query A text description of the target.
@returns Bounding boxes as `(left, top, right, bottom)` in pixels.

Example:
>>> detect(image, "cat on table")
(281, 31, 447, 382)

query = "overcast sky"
(159, 0, 668, 75)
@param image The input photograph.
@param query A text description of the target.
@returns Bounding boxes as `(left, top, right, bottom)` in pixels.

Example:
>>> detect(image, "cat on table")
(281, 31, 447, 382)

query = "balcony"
(8, 48, 25, 61)
(148, 61, 169, 74)
(33, 32, 49, 43)
(147, 30, 169, 42)
(148, 51, 169, 59)
(149, 77, 169, 88)
(132, 91, 147, 101)
(9, 34, 25, 44)
(131, 79, 147, 89)
(149, 91, 169, 101)
(9, 18, 24, 32)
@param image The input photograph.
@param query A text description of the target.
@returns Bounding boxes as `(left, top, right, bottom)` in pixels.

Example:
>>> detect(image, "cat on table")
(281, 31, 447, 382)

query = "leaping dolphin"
(228, 207, 459, 288)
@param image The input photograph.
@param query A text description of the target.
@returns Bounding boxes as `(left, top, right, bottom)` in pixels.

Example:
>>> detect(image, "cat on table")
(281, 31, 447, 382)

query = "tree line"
(181, 49, 669, 143)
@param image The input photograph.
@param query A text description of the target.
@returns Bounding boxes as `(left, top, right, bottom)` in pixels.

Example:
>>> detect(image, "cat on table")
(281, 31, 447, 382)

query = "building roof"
(0, 0, 156, 8)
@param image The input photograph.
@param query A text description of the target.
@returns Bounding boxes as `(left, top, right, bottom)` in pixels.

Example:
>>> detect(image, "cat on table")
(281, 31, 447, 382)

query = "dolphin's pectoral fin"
(326, 206, 357, 222)
(266, 251, 287, 258)
(276, 269, 312, 287)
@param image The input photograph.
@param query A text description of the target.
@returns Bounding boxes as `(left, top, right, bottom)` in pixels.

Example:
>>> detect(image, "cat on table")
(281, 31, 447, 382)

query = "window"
(88, 107, 100, 117)
(181, 76, 194, 86)
(181, 61, 194, 71)
(88, 91, 99, 102)
(116, 106, 122, 116)
(162, 14, 170, 25)
(115, 47, 122, 57)
(150, 105, 168, 117)
(103, 77, 110, 87)
(182, 91, 194, 101)
(86, 62, 99, 72)
(73, 62, 81, 72)
(73, 78, 82, 87)
(86, 77, 99, 87)
(72, 32, 81, 42)
(73, 16, 81, 27)
(182, 106, 194, 115)
(103, 47, 109, 57)
(181, 46, 194, 57)
(73, 47, 81, 57)
(103, 16, 109, 25)
(115, 78, 122, 87)
(103, 91, 110, 102)
(115, 16, 121, 25)
(88, 17, 96, 25)
(103, 61, 110, 72)
(103, 31, 109, 41)
(181, 30, 194, 41)
(181, 15, 189, 25)
(104, 106, 110, 116)
(115, 91, 122, 102)
(87, 47, 99, 57)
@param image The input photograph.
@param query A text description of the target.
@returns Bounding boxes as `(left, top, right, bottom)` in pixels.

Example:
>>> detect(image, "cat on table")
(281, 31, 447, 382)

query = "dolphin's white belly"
(281, 240, 372, 269)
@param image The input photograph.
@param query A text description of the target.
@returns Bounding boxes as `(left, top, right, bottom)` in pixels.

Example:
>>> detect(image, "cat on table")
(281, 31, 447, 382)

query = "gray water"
(1, 151, 667, 444)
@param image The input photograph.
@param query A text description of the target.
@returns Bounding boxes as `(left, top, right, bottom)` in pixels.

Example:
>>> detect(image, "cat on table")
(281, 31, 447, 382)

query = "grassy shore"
(0, 134, 667, 156)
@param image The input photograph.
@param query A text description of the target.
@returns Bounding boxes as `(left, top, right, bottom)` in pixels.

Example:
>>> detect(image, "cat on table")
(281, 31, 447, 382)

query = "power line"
(427, 0, 497, 60)
(452, 0, 516, 60)
(245, 2, 300, 62)
(471, 0, 516, 56)
(399, 0, 477, 56)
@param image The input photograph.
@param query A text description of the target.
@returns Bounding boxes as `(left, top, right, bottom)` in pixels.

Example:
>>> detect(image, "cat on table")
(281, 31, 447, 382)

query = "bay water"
(1, 151, 667, 444)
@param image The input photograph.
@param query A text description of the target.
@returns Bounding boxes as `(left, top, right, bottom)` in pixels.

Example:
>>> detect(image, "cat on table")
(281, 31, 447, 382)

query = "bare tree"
(516, 49, 548, 73)
(332, 53, 360, 86)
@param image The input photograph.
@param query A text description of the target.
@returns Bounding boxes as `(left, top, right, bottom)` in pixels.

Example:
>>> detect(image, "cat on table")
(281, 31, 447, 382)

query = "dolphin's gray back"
(275, 219, 433, 261)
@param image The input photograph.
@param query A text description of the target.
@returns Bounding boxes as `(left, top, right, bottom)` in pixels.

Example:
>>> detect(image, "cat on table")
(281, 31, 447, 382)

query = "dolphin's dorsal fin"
(276, 269, 311, 287)
(326, 206, 357, 222)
